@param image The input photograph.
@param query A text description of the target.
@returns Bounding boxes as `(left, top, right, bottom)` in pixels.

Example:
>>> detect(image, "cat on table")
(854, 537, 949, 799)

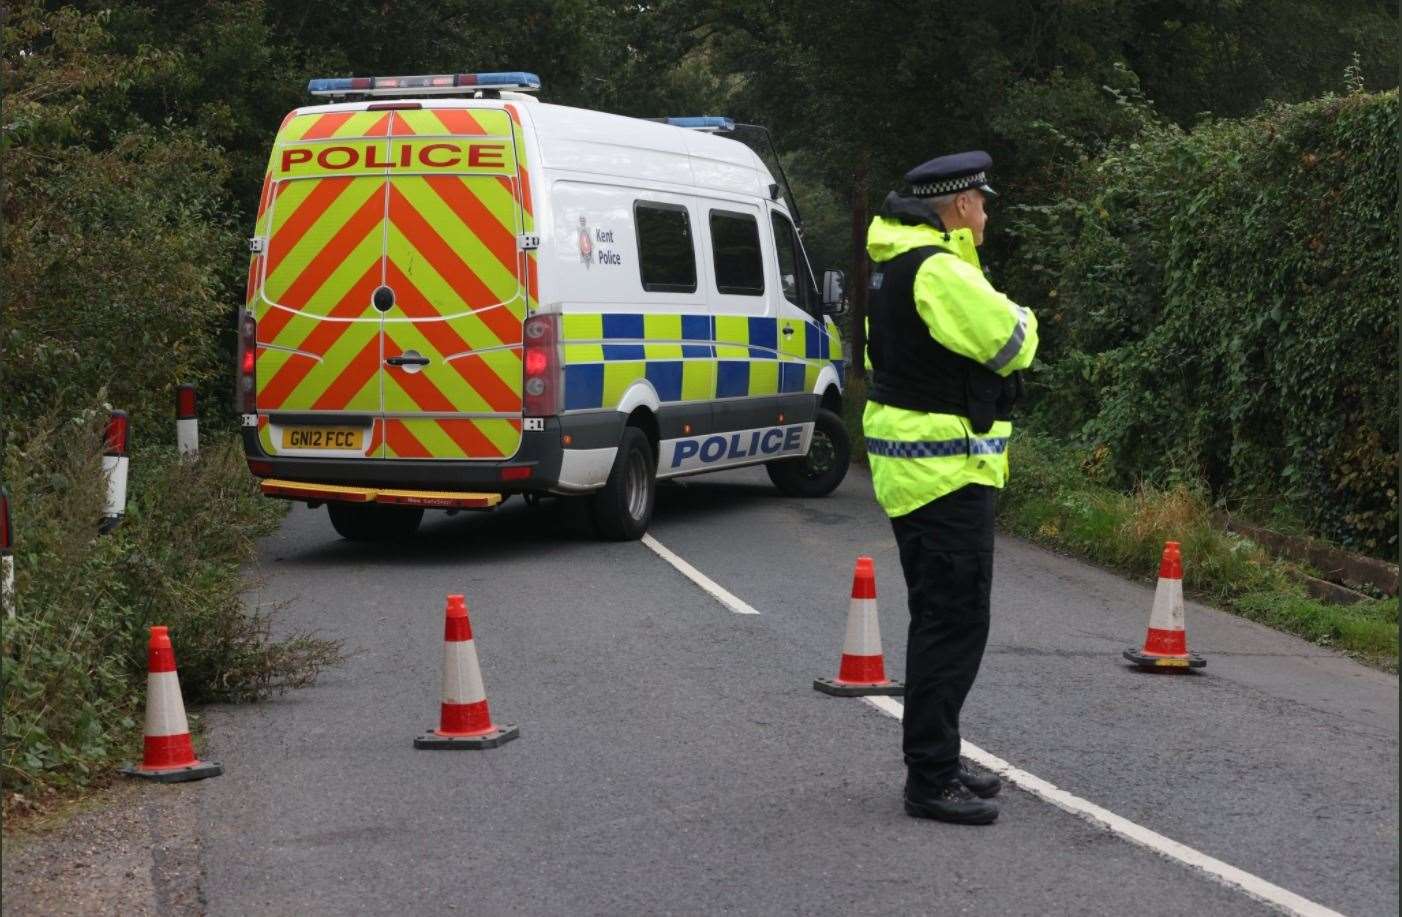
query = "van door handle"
(386, 355, 430, 367)
(781, 326, 795, 336)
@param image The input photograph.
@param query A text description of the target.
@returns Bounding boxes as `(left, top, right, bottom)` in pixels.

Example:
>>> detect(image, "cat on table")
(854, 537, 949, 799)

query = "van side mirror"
(821, 269, 848, 315)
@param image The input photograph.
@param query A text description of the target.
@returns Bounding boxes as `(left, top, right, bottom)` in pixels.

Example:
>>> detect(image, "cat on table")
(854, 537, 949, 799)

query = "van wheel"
(766, 408, 850, 498)
(326, 502, 424, 541)
(590, 427, 656, 541)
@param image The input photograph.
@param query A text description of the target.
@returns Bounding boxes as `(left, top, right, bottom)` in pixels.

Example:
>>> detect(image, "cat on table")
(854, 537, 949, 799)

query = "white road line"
(641, 534, 761, 615)
(861, 695, 1346, 917)
(645, 539, 1346, 915)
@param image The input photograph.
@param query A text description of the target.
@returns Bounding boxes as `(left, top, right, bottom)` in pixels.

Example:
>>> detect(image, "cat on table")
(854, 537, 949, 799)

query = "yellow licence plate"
(283, 426, 364, 451)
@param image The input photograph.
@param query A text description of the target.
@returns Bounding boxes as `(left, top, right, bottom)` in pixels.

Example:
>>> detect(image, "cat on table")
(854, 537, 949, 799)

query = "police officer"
(862, 151, 1038, 825)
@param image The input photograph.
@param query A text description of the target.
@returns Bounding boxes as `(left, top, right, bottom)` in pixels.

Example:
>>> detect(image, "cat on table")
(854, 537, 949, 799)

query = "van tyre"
(326, 502, 424, 541)
(766, 408, 850, 498)
(590, 427, 656, 541)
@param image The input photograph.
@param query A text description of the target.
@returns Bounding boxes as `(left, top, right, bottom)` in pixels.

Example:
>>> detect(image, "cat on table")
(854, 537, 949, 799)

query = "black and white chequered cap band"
(910, 171, 987, 197)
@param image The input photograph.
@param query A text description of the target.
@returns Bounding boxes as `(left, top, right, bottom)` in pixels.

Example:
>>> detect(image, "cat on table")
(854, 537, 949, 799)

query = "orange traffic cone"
(1124, 542, 1206, 671)
(814, 556, 904, 696)
(121, 626, 223, 782)
(415, 595, 519, 749)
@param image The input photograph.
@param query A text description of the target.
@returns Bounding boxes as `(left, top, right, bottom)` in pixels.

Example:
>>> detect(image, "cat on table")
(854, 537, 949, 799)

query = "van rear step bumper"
(260, 479, 503, 510)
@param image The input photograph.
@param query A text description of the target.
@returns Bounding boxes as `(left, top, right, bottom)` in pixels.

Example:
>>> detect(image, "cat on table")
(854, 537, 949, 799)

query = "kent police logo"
(578, 215, 594, 268)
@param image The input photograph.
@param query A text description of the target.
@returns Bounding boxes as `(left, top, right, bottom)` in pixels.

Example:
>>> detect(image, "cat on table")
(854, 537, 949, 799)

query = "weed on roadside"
(1, 412, 342, 799)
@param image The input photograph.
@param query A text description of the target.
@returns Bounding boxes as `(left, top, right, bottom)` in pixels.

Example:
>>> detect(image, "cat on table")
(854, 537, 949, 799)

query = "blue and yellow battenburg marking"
(559, 313, 845, 411)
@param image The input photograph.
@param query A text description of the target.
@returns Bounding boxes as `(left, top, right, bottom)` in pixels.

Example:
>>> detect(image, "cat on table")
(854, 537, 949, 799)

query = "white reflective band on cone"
(844, 597, 883, 656)
(1149, 577, 1185, 632)
(177, 418, 199, 457)
(441, 639, 487, 705)
(102, 455, 129, 519)
(145, 671, 191, 738)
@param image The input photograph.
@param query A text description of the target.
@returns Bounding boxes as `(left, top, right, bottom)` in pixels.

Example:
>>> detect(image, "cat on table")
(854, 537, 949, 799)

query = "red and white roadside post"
(1, 488, 13, 619)
(176, 385, 199, 458)
(100, 410, 130, 535)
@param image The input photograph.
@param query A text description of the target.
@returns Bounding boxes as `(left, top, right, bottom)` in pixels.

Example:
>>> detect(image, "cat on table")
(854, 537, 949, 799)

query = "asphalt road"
(195, 466, 1399, 916)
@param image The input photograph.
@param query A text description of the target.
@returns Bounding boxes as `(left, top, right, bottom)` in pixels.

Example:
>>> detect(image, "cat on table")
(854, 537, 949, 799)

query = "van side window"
(769, 211, 816, 316)
(708, 210, 765, 296)
(634, 202, 697, 293)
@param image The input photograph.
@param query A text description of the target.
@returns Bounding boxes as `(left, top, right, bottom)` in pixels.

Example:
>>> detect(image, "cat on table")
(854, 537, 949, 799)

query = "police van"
(237, 71, 850, 541)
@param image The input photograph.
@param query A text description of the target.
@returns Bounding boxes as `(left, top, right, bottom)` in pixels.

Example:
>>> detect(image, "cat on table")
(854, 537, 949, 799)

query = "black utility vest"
(867, 245, 1021, 435)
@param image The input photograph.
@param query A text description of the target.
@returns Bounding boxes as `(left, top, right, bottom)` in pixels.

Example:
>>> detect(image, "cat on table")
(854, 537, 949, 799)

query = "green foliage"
(1004, 90, 1399, 559)
(3, 132, 239, 444)
(1, 422, 339, 794)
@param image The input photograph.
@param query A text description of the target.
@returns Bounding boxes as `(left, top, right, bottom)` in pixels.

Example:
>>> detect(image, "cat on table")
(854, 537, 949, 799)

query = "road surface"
(194, 466, 1398, 916)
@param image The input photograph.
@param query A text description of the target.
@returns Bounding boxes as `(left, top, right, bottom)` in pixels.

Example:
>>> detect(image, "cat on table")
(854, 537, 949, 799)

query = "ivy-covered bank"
(1003, 88, 1399, 561)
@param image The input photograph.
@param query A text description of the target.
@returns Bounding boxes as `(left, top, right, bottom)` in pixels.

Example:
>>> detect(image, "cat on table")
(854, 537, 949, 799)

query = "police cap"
(904, 150, 997, 198)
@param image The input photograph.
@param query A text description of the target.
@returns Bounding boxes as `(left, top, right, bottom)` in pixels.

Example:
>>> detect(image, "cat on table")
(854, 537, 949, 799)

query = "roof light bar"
(653, 116, 736, 133)
(307, 72, 541, 97)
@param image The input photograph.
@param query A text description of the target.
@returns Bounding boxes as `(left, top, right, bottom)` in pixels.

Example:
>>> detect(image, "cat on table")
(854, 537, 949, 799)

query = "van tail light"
(236, 312, 257, 413)
(522, 315, 561, 417)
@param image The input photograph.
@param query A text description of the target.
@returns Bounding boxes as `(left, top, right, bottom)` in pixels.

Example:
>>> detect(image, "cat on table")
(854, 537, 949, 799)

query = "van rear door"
(255, 110, 390, 459)
(379, 106, 525, 460)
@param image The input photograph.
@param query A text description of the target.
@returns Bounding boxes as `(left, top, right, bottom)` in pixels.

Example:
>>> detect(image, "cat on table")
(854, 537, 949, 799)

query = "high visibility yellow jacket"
(862, 213, 1038, 518)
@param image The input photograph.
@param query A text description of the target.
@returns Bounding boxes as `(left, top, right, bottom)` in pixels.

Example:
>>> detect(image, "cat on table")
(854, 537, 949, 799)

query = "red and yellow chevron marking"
(392, 108, 511, 138)
(252, 105, 526, 458)
(382, 419, 521, 460)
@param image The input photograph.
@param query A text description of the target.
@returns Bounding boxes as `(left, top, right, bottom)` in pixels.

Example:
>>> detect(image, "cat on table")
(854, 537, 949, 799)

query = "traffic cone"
(814, 556, 904, 696)
(121, 626, 223, 782)
(415, 595, 519, 749)
(1124, 541, 1206, 671)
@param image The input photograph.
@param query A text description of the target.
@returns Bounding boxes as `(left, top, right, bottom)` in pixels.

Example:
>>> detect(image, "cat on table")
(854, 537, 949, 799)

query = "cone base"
(1123, 648, 1206, 671)
(814, 677, 905, 697)
(414, 723, 519, 750)
(120, 759, 222, 783)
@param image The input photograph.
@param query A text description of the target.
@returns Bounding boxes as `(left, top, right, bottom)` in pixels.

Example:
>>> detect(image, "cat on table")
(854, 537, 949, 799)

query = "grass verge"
(2, 411, 342, 813)
(842, 392, 1398, 669)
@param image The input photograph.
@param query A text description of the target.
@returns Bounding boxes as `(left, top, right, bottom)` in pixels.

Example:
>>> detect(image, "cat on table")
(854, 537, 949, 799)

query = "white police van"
(239, 71, 851, 540)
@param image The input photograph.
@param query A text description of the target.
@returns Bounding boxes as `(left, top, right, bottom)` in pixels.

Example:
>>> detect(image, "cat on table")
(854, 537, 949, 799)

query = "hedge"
(1004, 88, 1398, 559)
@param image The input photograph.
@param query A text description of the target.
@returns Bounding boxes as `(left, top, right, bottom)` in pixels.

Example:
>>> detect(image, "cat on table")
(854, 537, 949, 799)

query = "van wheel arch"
(625, 407, 659, 461)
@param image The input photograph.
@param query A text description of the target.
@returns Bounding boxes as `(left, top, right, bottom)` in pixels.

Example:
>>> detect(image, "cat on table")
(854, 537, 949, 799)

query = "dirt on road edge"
(2, 780, 204, 915)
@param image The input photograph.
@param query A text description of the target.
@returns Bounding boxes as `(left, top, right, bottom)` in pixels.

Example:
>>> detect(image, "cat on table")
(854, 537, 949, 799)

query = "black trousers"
(891, 483, 995, 793)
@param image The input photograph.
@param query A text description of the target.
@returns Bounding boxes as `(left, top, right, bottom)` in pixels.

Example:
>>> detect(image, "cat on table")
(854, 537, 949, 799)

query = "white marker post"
(1, 488, 13, 618)
(100, 411, 130, 535)
(176, 385, 198, 459)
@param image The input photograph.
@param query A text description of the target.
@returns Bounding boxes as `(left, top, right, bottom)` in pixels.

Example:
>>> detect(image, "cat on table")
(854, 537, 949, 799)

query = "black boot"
(904, 780, 999, 825)
(958, 766, 1001, 799)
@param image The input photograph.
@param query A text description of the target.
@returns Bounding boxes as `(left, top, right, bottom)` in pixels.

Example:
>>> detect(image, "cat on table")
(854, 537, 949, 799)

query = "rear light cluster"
(522, 315, 561, 417)
(236, 313, 257, 413)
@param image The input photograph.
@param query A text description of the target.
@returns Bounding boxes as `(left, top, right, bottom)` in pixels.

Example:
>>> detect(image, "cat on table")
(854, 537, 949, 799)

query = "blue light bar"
(662, 116, 736, 133)
(307, 72, 541, 97)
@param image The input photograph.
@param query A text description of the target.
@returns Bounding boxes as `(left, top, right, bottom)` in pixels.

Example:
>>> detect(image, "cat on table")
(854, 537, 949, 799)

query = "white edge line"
(641, 534, 760, 615)
(861, 696, 1346, 917)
